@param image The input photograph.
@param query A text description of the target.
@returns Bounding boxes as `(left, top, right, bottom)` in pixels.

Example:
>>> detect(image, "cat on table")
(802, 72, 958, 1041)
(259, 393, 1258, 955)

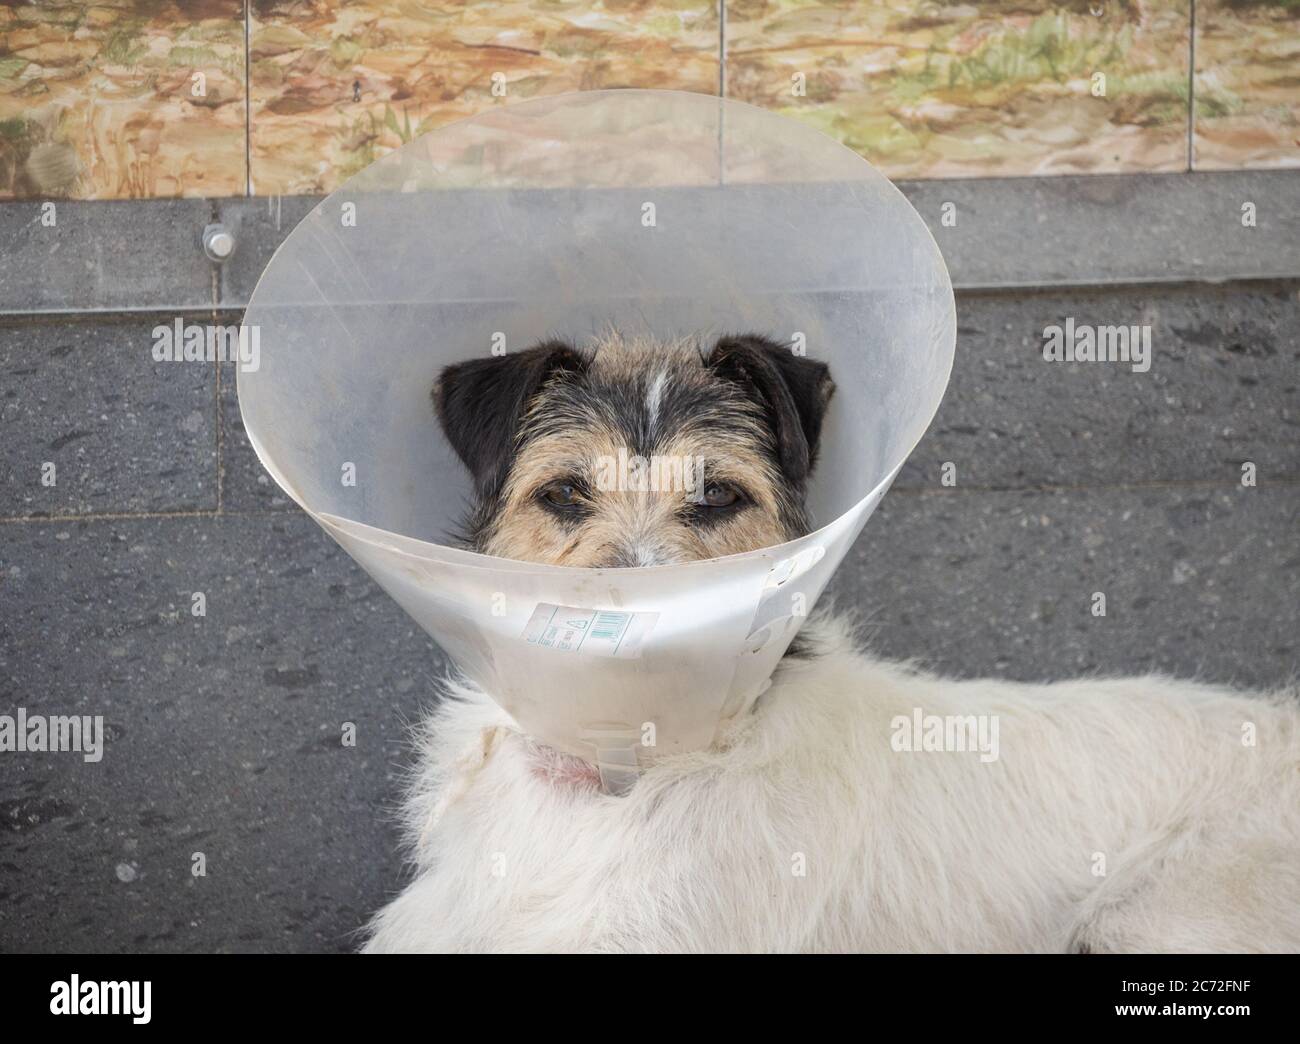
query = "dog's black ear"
(707, 334, 835, 484)
(433, 340, 586, 496)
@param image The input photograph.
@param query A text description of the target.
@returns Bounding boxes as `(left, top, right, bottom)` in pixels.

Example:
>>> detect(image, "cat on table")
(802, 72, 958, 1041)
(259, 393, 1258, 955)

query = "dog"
(363, 333, 1300, 953)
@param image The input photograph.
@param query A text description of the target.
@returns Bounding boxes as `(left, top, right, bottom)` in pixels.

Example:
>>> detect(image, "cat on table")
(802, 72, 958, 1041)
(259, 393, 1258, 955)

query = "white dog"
(364, 610, 1299, 953)
(363, 334, 1299, 953)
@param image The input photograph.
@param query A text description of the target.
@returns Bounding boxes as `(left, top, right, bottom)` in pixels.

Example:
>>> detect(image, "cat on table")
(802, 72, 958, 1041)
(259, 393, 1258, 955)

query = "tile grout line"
(208, 199, 221, 307)
(3, 272, 1299, 326)
(718, 0, 726, 99)
(716, 0, 727, 187)
(214, 350, 224, 515)
(0, 306, 247, 329)
(887, 476, 1300, 497)
(0, 509, 223, 525)
(1187, 0, 1197, 172)
(244, 0, 252, 197)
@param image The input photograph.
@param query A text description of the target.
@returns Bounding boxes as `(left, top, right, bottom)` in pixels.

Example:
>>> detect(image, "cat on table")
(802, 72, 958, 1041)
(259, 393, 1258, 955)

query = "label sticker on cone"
(523, 604, 658, 659)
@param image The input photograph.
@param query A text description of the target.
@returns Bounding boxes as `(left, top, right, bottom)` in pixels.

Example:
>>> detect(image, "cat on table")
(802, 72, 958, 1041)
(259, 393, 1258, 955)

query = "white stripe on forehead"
(645, 368, 669, 434)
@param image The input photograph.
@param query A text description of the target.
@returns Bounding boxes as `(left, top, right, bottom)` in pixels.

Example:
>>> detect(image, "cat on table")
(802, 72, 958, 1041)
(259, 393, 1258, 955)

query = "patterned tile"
(249, 0, 721, 196)
(0, 0, 1290, 201)
(726, 0, 1193, 178)
(1194, 0, 1300, 170)
(0, 1, 246, 200)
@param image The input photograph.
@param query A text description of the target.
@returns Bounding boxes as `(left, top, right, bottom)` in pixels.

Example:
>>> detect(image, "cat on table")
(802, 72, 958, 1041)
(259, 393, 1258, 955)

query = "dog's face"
(432, 333, 834, 567)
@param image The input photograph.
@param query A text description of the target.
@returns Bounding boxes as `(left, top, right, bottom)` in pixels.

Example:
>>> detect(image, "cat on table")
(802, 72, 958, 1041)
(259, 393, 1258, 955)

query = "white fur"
(644, 367, 668, 433)
(364, 614, 1300, 953)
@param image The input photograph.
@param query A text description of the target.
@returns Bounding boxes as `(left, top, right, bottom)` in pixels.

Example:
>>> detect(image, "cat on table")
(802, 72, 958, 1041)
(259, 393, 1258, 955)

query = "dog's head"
(432, 333, 834, 567)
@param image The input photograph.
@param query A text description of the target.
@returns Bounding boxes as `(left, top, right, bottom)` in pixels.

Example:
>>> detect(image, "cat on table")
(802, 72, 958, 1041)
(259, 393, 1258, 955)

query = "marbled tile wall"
(1194, 0, 1299, 169)
(248, 0, 721, 194)
(0, 1, 1295, 200)
(0, 2, 247, 199)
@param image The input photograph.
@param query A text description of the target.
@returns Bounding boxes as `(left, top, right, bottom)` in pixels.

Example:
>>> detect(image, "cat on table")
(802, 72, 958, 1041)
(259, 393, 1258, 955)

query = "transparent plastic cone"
(238, 89, 955, 792)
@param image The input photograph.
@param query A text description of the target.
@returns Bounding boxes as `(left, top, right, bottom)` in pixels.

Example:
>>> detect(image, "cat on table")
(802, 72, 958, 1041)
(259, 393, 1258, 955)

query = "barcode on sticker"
(522, 603, 658, 659)
(591, 612, 625, 641)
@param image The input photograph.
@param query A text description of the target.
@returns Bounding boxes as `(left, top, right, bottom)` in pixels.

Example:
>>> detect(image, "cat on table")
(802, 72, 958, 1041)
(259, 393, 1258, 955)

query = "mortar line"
(214, 325, 224, 516)
(0, 509, 220, 524)
(3, 273, 1298, 327)
(1187, 0, 1197, 171)
(718, 0, 726, 99)
(887, 476, 1300, 497)
(0, 307, 247, 330)
(244, 0, 252, 197)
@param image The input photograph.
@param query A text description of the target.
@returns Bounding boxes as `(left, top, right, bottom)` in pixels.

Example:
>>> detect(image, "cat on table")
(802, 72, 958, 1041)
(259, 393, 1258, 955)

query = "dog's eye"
(682, 482, 746, 526)
(539, 481, 583, 509)
(701, 482, 740, 509)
